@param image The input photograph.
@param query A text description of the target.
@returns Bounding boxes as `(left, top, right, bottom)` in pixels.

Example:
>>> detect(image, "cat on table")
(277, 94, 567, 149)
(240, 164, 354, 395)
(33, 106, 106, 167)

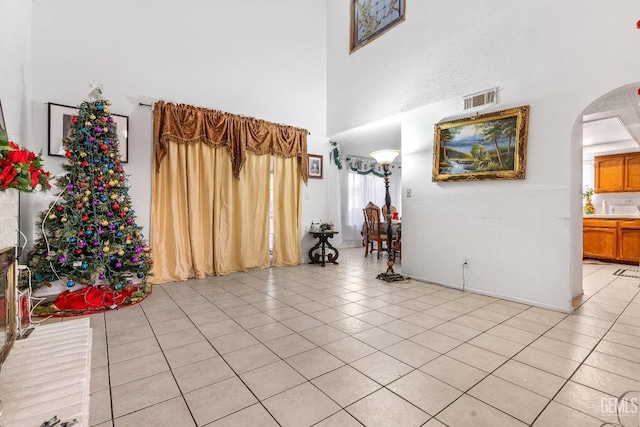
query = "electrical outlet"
(624, 198, 633, 205)
(463, 258, 470, 268)
(406, 189, 412, 198)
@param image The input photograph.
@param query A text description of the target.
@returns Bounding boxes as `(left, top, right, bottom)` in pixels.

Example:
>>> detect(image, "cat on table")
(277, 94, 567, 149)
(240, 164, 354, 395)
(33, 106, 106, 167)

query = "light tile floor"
(46, 250, 640, 426)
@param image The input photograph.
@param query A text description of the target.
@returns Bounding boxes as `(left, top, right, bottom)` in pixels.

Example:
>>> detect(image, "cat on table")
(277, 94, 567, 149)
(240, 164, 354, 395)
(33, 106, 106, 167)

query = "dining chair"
(381, 204, 398, 219)
(363, 202, 387, 259)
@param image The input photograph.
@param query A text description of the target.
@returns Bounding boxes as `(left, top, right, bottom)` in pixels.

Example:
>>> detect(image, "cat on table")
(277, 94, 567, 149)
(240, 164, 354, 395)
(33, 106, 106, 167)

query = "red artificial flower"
(0, 140, 51, 192)
(0, 162, 17, 188)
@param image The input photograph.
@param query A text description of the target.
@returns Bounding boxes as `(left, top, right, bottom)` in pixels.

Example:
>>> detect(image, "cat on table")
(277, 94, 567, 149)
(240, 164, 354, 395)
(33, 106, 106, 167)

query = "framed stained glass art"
(350, 0, 405, 53)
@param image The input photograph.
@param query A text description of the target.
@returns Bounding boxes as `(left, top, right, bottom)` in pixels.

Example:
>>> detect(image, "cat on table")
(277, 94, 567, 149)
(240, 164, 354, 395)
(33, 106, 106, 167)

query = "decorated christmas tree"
(24, 85, 152, 315)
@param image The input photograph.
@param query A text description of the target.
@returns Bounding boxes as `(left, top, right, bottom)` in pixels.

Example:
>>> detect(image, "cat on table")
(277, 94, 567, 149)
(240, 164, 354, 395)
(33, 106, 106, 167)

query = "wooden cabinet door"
(583, 226, 618, 260)
(624, 154, 640, 192)
(618, 221, 640, 262)
(595, 155, 625, 193)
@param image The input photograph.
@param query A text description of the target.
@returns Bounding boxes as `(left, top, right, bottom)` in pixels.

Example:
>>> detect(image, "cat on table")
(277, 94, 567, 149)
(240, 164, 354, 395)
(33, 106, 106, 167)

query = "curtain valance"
(153, 101, 309, 183)
(345, 155, 389, 177)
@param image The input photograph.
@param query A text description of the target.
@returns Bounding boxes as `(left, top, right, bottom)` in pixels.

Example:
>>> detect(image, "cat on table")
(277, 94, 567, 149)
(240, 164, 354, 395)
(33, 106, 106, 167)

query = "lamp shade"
(369, 149, 400, 165)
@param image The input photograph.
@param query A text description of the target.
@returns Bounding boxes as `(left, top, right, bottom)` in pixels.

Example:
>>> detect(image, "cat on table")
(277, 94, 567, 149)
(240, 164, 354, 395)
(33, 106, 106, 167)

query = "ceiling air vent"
(463, 88, 498, 111)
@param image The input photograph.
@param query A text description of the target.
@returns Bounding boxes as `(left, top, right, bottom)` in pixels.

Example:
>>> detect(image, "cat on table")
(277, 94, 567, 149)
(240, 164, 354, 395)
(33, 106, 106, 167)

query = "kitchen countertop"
(584, 214, 640, 219)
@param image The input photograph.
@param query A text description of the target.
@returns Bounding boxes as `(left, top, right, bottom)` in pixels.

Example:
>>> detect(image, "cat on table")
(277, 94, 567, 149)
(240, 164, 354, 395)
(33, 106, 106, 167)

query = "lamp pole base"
(376, 272, 410, 283)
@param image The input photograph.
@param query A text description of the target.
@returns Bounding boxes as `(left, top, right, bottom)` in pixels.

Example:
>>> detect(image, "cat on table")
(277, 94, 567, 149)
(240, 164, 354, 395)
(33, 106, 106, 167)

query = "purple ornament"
(93, 241, 100, 246)
(127, 219, 134, 225)
(98, 229, 105, 235)
(108, 224, 116, 230)
(97, 186, 104, 191)
(93, 201, 98, 205)
(132, 257, 139, 263)
(58, 256, 66, 263)
(107, 212, 114, 217)
(45, 252, 50, 257)
(115, 262, 122, 269)
(108, 117, 114, 123)
(67, 183, 74, 189)
(95, 127, 102, 133)
(134, 247, 142, 253)
(99, 274, 105, 280)
(78, 241, 86, 248)
(98, 252, 103, 257)
(89, 137, 96, 142)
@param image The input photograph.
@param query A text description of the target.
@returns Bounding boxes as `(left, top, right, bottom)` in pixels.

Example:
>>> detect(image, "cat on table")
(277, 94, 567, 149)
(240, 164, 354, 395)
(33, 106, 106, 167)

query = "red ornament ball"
(112, 203, 120, 210)
(75, 248, 83, 255)
(100, 144, 108, 151)
(637, 87, 640, 96)
(637, 19, 640, 29)
(82, 215, 89, 222)
(71, 116, 78, 124)
(64, 151, 72, 158)
(79, 230, 85, 237)
(81, 161, 89, 167)
(56, 205, 64, 212)
(75, 202, 83, 209)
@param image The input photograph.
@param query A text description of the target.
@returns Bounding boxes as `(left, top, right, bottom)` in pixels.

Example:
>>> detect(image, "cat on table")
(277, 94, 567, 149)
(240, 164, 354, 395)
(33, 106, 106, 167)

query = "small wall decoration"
(433, 105, 530, 182)
(308, 154, 323, 179)
(350, 0, 406, 53)
(48, 102, 129, 163)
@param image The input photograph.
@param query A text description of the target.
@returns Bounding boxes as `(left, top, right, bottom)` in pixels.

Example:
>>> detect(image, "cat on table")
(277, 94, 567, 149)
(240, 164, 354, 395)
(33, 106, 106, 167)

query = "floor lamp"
(369, 149, 408, 283)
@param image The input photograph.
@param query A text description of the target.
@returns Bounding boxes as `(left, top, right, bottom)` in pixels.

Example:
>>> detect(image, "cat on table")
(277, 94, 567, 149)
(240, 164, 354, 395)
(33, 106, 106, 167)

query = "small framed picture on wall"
(48, 102, 129, 163)
(308, 154, 323, 179)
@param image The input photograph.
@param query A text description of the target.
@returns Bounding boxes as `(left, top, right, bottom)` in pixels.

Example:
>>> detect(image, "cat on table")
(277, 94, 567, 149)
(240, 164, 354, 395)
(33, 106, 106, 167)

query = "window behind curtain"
(347, 171, 386, 228)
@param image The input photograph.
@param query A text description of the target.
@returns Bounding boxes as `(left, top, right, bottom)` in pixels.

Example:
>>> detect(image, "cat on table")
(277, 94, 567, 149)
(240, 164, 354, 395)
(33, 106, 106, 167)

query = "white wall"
(327, 1, 640, 311)
(0, 0, 32, 254)
(28, 0, 329, 261)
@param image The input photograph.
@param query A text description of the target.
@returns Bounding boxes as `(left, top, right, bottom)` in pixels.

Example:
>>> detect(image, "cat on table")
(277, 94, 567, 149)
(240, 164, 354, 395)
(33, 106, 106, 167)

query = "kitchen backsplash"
(590, 193, 640, 214)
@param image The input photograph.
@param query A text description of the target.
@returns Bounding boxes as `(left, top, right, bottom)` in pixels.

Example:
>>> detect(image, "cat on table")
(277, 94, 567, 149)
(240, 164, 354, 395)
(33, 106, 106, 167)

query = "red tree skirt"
(35, 283, 151, 317)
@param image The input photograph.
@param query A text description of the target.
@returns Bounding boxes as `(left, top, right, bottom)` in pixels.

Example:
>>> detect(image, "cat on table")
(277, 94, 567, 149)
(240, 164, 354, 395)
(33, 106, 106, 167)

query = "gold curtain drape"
(150, 102, 307, 283)
(273, 156, 302, 266)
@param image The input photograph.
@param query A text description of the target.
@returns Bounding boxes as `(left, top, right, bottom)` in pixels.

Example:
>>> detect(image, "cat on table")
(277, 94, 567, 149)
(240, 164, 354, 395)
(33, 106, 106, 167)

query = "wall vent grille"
(463, 88, 498, 111)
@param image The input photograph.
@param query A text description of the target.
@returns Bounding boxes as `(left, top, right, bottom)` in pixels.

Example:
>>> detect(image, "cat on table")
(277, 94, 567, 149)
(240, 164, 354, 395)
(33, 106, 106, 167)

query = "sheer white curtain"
(343, 171, 386, 247)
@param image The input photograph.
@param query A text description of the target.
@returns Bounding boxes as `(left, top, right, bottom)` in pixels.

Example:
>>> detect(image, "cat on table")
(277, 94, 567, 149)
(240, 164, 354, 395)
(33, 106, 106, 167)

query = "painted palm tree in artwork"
(502, 118, 517, 155)
(478, 120, 504, 167)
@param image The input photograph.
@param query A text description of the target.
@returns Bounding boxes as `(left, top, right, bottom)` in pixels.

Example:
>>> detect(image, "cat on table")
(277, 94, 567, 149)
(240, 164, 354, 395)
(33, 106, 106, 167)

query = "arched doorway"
(574, 82, 640, 304)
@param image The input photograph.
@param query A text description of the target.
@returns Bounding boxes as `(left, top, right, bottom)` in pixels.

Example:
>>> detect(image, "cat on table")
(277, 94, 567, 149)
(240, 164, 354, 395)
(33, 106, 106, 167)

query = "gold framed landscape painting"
(432, 105, 530, 182)
(350, 0, 406, 53)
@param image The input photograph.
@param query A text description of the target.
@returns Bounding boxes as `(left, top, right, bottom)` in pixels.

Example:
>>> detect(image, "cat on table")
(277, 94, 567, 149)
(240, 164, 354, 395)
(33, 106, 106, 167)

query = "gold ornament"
(105, 100, 112, 106)
(48, 213, 56, 220)
(110, 194, 117, 200)
(119, 225, 125, 230)
(103, 246, 110, 252)
(90, 114, 96, 120)
(84, 190, 91, 195)
(118, 250, 124, 256)
(104, 107, 110, 114)
(82, 197, 88, 202)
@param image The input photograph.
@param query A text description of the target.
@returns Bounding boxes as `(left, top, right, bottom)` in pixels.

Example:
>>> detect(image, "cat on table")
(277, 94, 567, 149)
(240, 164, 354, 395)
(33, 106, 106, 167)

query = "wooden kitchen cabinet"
(624, 155, 640, 192)
(583, 218, 640, 263)
(583, 219, 618, 260)
(595, 152, 640, 193)
(618, 220, 640, 263)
